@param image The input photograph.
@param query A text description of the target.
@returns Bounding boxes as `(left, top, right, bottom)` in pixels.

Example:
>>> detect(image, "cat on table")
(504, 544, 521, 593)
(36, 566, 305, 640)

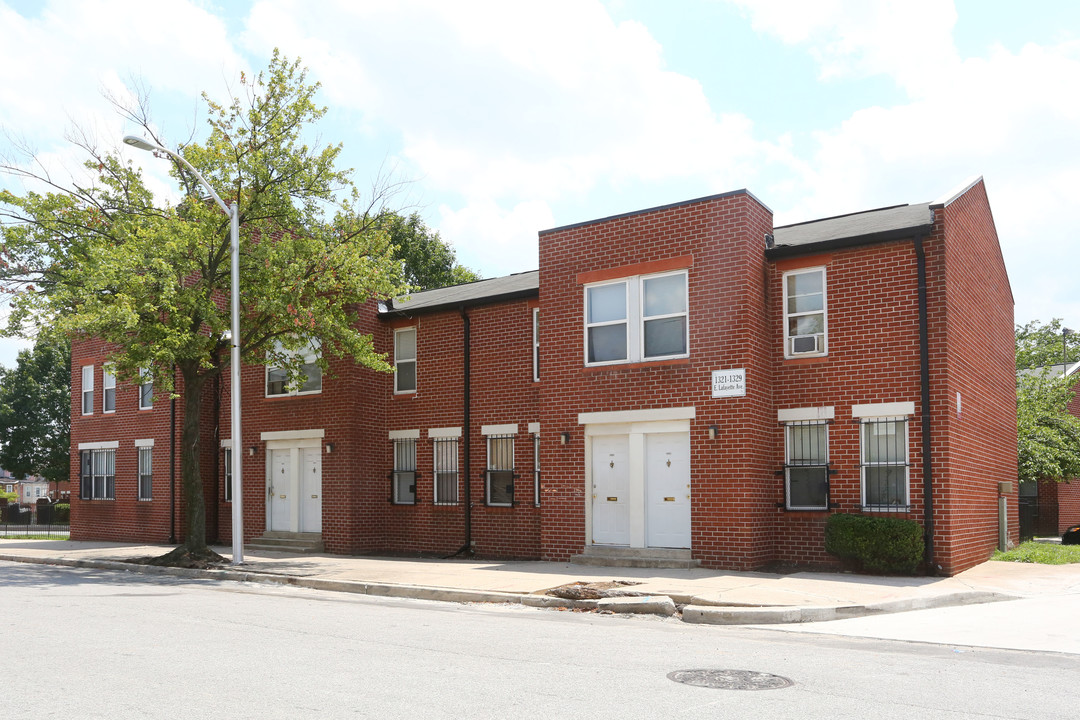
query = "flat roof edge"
(765, 223, 935, 259)
(539, 188, 772, 236)
(380, 286, 539, 317)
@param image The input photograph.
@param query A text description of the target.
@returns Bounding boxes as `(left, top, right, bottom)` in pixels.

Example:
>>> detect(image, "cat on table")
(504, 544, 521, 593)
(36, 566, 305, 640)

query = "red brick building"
(1031, 363, 1080, 536)
(69, 177, 1016, 574)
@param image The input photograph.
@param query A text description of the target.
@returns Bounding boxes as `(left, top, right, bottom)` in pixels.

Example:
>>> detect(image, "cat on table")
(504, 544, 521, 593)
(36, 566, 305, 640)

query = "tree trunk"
(179, 363, 208, 554)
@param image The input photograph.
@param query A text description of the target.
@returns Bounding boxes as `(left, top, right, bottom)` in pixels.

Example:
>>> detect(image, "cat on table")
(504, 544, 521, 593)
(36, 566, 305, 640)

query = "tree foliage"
(378, 211, 479, 291)
(1015, 319, 1080, 484)
(0, 51, 410, 558)
(0, 335, 70, 485)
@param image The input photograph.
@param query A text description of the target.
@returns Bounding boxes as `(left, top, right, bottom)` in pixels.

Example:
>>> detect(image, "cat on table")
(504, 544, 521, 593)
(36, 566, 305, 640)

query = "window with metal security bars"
(80, 449, 115, 500)
(224, 448, 233, 502)
(433, 438, 458, 504)
(784, 421, 829, 510)
(533, 433, 541, 506)
(138, 447, 152, 500)
(392, 438, 417, 504)
(861, 417, 909, 510)
(485, 435, 515, 506)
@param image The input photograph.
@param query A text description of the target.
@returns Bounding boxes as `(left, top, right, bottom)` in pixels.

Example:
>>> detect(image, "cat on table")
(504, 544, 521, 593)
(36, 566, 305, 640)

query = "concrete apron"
(0, 552, 1015, 625)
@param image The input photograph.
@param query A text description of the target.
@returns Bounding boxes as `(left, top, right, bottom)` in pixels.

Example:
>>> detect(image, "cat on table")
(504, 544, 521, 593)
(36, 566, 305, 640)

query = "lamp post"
(122, 135, 244, 565)
(1065, 328, 1074, 378)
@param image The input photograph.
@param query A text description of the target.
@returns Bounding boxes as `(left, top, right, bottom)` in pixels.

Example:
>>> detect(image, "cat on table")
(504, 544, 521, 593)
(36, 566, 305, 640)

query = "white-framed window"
(860, 417, 909, 511)
(138, 368, 153, 410)
(266, 339, 322, 397)
(138, 447, 152, 500)
(392, 438, 417, 504)
(394, 327, 417, 393)
(81, 365, 94, 415)
(486, 435, 515, 506)
(533, 433, 541, 506)
(433, 438, 459, 505)
(102, 365, 116, 413)
(223, 447, 233, 502)
(584, 270, 688, 366)
(783, 267, 827, 357)
(532, 308, 539, 381)
(784, 421, 829, 510)
(80, 449, 115, 500)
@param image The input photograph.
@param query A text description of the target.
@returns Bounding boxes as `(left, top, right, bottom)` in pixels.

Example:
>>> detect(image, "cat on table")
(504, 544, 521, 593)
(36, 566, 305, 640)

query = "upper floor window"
(81, 365, 94, 415)
(138, 368, 153, 410)
(783, 267, 827, 357)
(266, 339, 322, 397)
(584, 270, 688, 366)
(395, 327, 416, 393)
(102, 366, 116, 413)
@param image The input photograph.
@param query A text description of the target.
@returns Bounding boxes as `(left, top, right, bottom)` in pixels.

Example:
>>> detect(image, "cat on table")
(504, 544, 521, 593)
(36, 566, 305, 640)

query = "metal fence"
(0, 504, 70, 538)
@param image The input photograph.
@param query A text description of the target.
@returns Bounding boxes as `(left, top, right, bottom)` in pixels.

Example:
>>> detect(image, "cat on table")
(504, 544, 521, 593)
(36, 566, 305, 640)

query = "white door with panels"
(268, 448, 291, 532)
(300, 447, 322, 533)
(645, 432, 691, 548)
(591, 435, 630, 545)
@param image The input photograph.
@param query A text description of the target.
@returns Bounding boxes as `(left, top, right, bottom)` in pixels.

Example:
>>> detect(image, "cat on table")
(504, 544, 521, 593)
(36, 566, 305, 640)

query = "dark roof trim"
(380, 285, 538, 318)
(539, 188, 772, 236)
(764, 223, 934, 259)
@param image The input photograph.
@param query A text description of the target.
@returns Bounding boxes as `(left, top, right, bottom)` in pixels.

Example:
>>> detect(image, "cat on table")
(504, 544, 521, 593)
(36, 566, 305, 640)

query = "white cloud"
(437, 198, 553, 278)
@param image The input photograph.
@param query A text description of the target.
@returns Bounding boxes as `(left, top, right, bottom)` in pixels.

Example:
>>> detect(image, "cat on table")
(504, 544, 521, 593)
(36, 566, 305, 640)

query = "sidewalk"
(2, 539, 1079, 625)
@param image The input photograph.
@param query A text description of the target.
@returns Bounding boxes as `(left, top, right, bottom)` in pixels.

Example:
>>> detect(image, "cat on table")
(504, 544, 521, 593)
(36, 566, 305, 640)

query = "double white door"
(268, 446, 322, 533)
(590, 432, 690, 549)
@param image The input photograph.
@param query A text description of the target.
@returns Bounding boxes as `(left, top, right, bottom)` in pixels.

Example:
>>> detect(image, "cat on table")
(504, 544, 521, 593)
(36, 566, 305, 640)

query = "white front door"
(645, 432, 691, 548)
(268, 448, 291, 532)
(591, 435, 630, 545)
(300, 447, 322, 533)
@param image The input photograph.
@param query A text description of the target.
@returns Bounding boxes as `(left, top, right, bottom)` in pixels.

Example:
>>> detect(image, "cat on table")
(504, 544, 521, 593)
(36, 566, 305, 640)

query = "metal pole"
(230, 203, 244, 565)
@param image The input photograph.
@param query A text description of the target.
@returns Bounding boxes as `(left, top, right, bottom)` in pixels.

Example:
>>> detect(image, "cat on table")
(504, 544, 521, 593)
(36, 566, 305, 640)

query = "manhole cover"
(667, 669, 793, 691)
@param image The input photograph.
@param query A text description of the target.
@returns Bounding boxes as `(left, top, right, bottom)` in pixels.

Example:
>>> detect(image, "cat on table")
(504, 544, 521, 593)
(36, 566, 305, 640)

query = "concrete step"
(570, 546, 700, 569)
(246, 532, 324, 554)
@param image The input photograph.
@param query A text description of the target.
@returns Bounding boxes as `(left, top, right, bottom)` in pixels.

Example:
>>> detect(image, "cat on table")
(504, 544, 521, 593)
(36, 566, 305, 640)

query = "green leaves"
(0, 336, 71, 484)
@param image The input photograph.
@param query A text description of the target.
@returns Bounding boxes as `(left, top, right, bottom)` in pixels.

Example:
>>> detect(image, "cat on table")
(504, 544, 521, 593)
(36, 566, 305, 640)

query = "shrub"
(53, 503, 70, 523)
(824, 513, 925, 574)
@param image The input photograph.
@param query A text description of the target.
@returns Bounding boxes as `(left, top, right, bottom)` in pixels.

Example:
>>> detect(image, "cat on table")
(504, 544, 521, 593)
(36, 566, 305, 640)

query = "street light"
(122, 135, 244, 565)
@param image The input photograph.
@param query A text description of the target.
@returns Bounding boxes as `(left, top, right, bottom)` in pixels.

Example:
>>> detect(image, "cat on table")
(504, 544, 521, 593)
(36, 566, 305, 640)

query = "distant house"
(68, 177, 1016, 575)
(1024, 362, 1080, 536)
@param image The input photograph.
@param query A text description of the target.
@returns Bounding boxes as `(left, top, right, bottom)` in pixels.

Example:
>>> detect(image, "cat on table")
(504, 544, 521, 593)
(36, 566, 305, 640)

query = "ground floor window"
(784, 421, 829, 510)
(80, 449, 115, 500)
(433, 437, 458, 505)
(485, 435, 515, 506)
(533, 433, 541, 506)
(861, 417, 909, 510)
(137, 447, 152, 501)
(392, 438, 417, 505)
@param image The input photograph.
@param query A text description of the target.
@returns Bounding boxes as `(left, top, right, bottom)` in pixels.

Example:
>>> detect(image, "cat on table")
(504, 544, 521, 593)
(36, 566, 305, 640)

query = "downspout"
(915, 235, 936, 572)
(460, 307, 473, 555)
(169, 364, 177, 545)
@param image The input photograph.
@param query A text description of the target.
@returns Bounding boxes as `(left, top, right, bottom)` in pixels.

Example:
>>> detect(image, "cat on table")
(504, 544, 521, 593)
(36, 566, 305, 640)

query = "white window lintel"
(428, 427, 461, 439)
(527, 422, 540, 434)
(261, 429, 326, 441)
(778, 406, 835, 423)
(578, 406, 695, 425)
(389, 429, 421, 440)
(852, 402, 915, 418)
(134, 438, 155, 448)
(481, 423, 518, 436)
(78, 441, 119, 450)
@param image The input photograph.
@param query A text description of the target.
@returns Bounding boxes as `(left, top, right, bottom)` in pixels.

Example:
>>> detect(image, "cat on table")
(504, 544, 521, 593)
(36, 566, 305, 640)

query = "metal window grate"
(533, 433, 541, 506)
(861, 417, 909, 511)
(392, 438, 417, 504)
(433, 438, 458, 505)
(486, 435, 515, 506)
(81, 449, 115, 500)
(783, 420, 829, 510)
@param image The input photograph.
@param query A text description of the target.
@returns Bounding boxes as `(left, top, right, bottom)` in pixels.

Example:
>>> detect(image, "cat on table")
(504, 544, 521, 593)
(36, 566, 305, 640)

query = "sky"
(1, 0, 1079, 369)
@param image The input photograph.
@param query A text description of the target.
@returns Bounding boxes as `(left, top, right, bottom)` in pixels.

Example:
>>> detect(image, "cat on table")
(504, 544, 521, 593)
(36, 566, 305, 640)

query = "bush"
(53, 503, 70, 523)
(824, 513, 925, 574)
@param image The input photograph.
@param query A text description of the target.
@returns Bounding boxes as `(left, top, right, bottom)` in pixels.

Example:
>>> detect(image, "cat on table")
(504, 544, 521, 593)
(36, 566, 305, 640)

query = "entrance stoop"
(246, 531, 324, 554)
(570, 546, 700, 569)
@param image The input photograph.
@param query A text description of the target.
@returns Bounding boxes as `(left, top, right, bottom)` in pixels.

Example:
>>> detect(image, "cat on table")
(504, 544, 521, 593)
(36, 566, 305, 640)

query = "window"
(533, 433, 541, 506)
(224, 447, 233, 502)
(784, 421, 829, 510)
(585, 271, 687, 365)
(392, 438, 417, 504)
(80, 449, 115, 500)
(532, 308, 539, 381)
(138, 368, 153, 410)
(138, 447, 152, 500)
(783, 267, 827, 357)
(861, 418, 909, 510)
(486, 435, 515, 506)
(266, 339, 322, 396)
(433, 438, 458, 505)
(81, 366, 94, 415)
(395, 328, 416, 393)
(102, 366, 116, 413)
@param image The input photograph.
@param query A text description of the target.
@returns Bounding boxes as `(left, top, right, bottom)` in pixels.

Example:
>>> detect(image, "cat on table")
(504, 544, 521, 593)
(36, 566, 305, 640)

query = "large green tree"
(378, 211, 479, 290)
(0, 336, 71, 488)
(0, 52, 410, 561)
(1015, 319, 1080, 484)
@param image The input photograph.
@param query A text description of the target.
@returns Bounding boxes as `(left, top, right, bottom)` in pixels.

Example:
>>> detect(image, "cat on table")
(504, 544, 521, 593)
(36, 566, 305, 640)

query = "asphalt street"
(2, 560, 1077, 720)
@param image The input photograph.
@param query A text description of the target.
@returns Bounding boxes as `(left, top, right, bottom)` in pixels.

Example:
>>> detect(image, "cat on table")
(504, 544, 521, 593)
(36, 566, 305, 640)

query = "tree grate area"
(667, 669, 794, 691)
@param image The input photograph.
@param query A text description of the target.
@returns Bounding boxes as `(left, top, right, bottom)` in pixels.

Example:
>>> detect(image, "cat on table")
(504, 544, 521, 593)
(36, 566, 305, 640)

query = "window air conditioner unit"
(791, 334, 819, 355)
